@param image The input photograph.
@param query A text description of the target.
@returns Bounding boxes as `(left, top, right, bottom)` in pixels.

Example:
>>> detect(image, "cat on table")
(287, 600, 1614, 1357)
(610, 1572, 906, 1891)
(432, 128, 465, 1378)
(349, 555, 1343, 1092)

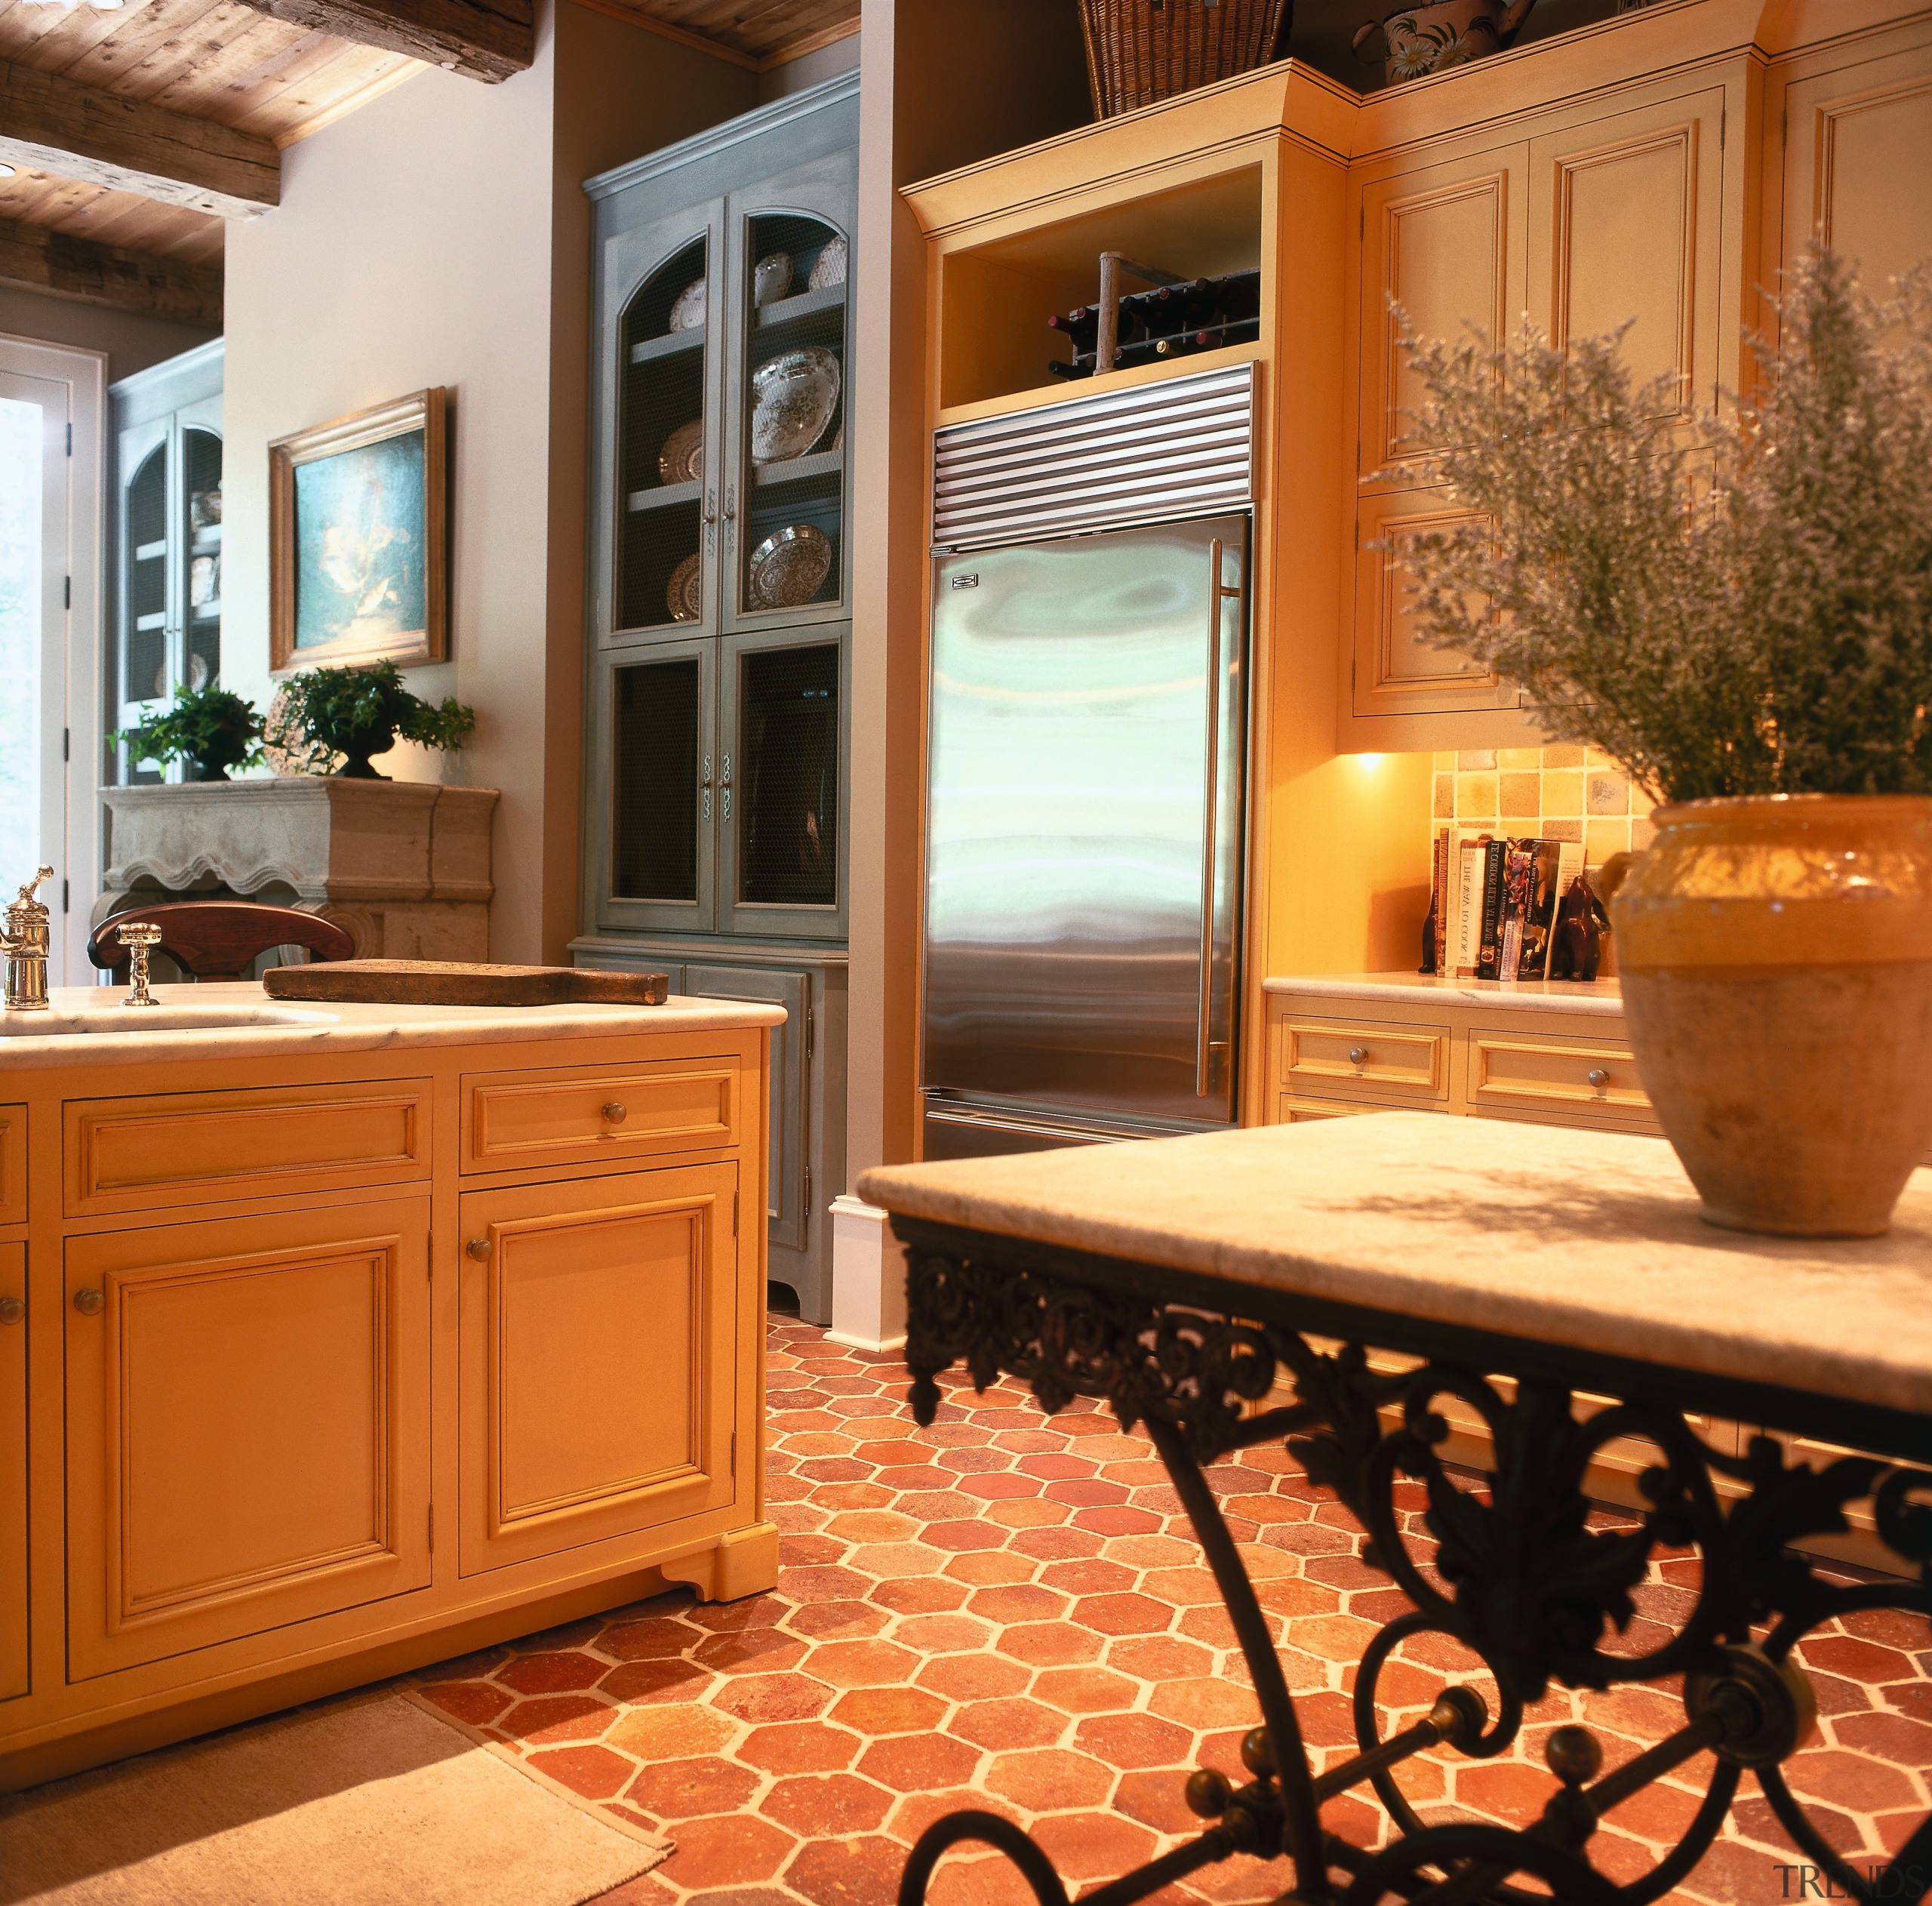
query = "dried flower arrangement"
(1388, 245, 1932, 803)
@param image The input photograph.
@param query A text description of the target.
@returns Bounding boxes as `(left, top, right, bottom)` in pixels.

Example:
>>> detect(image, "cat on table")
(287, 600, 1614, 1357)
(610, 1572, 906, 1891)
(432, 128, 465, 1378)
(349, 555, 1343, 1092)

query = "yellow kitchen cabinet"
(457, 1162, 741, 1575)
(1, 1242, 25, 1705)
(1767, 17, 1932, 306)
(63, 1200, 433, 1681)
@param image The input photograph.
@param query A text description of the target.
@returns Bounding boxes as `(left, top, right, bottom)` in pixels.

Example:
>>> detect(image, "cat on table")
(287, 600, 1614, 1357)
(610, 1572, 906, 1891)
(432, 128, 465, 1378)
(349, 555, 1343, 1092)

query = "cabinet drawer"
(1279, 1018, 1450, 1102)
(65, 1081, 430, 1218)
(1467, 1031, 1654, 1125)
(463, 1055, 740, 1174)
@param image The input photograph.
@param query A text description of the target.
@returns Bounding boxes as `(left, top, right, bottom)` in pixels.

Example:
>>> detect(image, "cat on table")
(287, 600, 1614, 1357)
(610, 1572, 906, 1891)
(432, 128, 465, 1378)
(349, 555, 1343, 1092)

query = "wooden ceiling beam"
(230, 0, 534, 83)
(0, 216, 222, 329)
(0, 60, 278, 220)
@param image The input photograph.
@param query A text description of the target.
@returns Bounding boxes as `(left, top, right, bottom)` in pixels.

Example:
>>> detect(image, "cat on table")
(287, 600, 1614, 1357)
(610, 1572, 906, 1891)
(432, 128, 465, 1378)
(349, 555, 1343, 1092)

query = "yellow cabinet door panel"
(0, 1104, 26, 1227)
(1358, 146, 1528, 484)
(1529, 89, 1727, 420)
(64, 1080, 430, 1218)
(65, 1199, 432, 1680)
(1779, 42, 1932, 297)
(1280, 1015, 1451, 1101)
(1352, 486, 1516, 718)
(0, 1242, 24, 1702)
(458, 1163, 740, 1575)
(462, 1056, 741, 1176)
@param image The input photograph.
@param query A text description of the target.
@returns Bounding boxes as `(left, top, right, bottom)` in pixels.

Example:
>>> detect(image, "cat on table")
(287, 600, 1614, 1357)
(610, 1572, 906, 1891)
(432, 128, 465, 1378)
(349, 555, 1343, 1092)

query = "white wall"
(0, 288, 217, 387)
(221, 0, 754, 961)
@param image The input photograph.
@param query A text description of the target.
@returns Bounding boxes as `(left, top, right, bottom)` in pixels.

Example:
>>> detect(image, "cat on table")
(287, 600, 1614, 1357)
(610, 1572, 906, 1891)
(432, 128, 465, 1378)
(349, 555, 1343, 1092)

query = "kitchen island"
(0, 984, 783, 1789)
(860, 1116, 1932, 1906)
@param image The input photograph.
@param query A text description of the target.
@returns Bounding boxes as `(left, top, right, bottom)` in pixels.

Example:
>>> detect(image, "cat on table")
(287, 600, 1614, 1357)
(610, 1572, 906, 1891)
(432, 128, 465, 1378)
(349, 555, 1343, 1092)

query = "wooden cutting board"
(263, 960, 669, 1007)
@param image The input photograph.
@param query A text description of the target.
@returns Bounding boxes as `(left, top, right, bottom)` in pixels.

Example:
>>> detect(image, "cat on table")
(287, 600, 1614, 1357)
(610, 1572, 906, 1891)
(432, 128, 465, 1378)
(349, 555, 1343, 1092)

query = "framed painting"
(269, 388, 448, 671)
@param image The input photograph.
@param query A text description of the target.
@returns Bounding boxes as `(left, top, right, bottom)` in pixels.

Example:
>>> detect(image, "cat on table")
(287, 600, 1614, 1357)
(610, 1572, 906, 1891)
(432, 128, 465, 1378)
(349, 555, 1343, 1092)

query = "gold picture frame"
(269, 387, 448, 672)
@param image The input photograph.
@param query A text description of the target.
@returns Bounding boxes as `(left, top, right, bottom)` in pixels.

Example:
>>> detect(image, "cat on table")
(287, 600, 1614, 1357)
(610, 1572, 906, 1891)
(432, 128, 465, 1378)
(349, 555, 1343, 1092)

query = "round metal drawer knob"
(601, 1101, 629, 1125)
(73, 1288, 104, 1317)
(0, 1295, 21, 1326)
(1348, 1045, 1369, 1067)
(465, 1238, 491, 1261)
(1586, 1067, 1611, 1089)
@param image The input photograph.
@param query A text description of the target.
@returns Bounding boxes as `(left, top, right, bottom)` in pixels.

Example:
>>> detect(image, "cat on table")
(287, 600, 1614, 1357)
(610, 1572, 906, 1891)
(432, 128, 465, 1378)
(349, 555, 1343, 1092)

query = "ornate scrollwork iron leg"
(896, 1242, 1932, 1906)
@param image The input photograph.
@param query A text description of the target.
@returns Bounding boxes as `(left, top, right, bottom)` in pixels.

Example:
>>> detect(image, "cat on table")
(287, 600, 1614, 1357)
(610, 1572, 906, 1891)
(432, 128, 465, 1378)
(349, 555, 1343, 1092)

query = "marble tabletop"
(858, 1113, 1932, 1420)
(1262, 972, 1625, 1018)
(0, 983, 785, 1070)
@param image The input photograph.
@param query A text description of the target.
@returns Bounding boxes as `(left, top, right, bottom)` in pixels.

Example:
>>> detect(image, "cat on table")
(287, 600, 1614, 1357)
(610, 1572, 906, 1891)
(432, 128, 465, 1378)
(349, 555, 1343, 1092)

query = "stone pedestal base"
(97, 779, 498, 968)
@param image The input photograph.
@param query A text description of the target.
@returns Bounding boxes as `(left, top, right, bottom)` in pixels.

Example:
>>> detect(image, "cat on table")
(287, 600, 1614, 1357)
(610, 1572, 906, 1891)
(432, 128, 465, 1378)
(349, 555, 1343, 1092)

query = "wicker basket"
(1077, 0, 1294, 119)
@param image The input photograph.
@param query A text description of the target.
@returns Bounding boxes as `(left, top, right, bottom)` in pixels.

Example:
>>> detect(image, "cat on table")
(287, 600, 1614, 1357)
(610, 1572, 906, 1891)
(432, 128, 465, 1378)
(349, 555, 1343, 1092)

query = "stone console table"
(99, 779, 498, 963)
(860, 1116, 1932, 1906)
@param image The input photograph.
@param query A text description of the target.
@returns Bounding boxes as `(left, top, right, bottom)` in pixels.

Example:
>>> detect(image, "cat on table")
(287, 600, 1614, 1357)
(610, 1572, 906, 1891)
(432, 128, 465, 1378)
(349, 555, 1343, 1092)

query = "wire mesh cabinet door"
(716, 624, 848, 942)
(592, 639, 719, 937)
(721, 143, 855, 637)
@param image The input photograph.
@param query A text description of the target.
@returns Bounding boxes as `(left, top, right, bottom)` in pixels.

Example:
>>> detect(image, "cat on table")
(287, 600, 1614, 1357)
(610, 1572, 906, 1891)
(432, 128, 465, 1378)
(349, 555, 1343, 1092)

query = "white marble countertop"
(0, 984, 785, 1070)
(858, 1114, 1932, 1419)
(1263, 972, 1624, 1018)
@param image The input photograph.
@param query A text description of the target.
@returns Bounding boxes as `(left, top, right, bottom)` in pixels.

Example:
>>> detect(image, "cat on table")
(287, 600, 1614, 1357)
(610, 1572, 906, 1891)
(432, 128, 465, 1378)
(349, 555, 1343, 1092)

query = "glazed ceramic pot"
(1352, 0, 1537, 84)
(1604, 794, 1932, 1237)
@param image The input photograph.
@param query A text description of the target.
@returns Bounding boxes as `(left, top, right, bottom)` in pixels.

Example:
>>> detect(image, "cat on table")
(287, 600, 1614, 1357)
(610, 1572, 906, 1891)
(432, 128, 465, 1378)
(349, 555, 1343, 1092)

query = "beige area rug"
(0, 1689, 669, 1906)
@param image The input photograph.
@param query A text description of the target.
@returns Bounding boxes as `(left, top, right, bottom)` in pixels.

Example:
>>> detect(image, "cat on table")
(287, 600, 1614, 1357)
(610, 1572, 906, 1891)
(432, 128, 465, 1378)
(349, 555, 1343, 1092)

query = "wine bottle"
(1044, 357, 1091, 380)
(1047, 306, 1100, 351)
(1210, 269, 1262, 324)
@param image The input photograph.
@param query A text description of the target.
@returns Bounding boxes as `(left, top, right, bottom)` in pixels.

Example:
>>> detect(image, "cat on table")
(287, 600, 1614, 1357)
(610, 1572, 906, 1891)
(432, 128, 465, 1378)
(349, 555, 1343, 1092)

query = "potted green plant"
(266, 660, 476, 780)
(1391, 245, 1932, 1237)
(113, 685, 265, 783)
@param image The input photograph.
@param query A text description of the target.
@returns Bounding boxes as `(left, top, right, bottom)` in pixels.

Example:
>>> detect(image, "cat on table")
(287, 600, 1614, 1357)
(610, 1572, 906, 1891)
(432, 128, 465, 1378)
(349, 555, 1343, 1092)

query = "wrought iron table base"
(889, 1226, 1932, 1906)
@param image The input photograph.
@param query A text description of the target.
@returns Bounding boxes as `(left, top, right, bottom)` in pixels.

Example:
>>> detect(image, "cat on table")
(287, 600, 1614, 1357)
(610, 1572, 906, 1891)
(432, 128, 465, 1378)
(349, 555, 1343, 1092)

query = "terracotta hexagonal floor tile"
(924, 1850, 1045, 1906)
(986, 1500, 1072, 1531)
(605, 1701, 736, 1761)
(1027, 1809, 1159, 1882)
(845, 1541, 949, 1579)
(598, 1616, 696, 1662)
(1780, 1744, 1924, 1813)
(803, 1639, 921, 1689)
(1072, 1592, 1177, 1637)
(891, 1612, 991, 1655)
(497, 1650, 608, 1695)
(1039, 1558, 1137, 1596)
(789, 1600, 891, 1641)
(857, 1730, 983, 1793)
(824, 1509, 921, 1545)
(968, 1583, 1069, 1624)
(870, 1576, 968, 1615)
(656, 1812, 798, 1890)
(916, 1652, 1032, 1702)
(625, 1754, 761, 1819)
(983, 1746, 1114, 1812)
(886, 1785, 998, 1846)
(1031, 1665, 1139, 1715)
(762, 1771, 895, 1836)
(1281, 1614, 1383, 1664)
(950, 1697, 1068, 1751)
(1000, 1621, 1106, 1669)
(1072, 1506, 1163, 1537)
(683, 1593, 795, 1634)
(710, 1670, 835, 1723)
(784, 1830, 913, 1906)
(737, 1718, 863, 1773)
(496, 1694, 614, 1744)
(918, 1519, 1012, 1553)
(830, 1684, 950, 1735)
(417, 1680, 512, 1727)
(946, 1551, 1038, 1587)
(525, 1744, 637, 1800)
(599, 1656, 718, 1705)
(1073, 1710, 1195, 1771)
(1146, 1679, 1263, 1732)
(782, 1565, 881, 1604)
(1106, 1635, 1215, 1682)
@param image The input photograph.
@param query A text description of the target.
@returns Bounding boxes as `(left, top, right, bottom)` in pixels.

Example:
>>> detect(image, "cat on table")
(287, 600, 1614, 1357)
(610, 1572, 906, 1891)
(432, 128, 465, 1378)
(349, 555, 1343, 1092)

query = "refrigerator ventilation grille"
(932, 364, 1256, 551)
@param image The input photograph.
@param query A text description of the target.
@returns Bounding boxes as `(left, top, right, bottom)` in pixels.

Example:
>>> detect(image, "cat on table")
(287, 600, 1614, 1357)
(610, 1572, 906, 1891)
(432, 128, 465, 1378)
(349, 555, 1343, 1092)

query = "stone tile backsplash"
(1429, 745, 1655, 866)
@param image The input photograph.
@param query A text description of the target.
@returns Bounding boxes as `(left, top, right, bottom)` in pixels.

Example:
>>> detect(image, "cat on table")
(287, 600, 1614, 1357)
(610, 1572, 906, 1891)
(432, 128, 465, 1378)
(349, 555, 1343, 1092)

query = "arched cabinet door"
(609, 212, 724, 642)
(724, 183, 852, 635)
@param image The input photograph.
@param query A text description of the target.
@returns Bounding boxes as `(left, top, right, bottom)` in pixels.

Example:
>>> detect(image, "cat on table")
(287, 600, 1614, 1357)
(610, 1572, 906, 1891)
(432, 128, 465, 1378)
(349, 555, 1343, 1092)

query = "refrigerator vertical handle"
(1198, 539, 1242, 1098)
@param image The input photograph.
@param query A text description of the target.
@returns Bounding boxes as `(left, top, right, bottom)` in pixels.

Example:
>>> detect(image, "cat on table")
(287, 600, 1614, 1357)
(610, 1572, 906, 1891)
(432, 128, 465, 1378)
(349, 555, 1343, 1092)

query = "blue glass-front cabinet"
(574, 75, 856, 1326)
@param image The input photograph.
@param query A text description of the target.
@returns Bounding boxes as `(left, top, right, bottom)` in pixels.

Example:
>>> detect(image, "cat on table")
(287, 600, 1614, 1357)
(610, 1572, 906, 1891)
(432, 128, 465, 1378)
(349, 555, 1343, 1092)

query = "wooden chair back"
(87, 901, 355, 982)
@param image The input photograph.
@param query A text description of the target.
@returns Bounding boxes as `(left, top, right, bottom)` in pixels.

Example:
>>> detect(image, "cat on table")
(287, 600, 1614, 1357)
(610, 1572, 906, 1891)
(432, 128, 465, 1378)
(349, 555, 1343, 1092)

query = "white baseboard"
(825, 1193, 906, 1353)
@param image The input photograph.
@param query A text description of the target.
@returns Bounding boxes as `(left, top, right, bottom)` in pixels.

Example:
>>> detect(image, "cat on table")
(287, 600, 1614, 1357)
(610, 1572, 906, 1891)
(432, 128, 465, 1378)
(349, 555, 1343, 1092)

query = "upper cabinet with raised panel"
(1342, 26, 1752, 749)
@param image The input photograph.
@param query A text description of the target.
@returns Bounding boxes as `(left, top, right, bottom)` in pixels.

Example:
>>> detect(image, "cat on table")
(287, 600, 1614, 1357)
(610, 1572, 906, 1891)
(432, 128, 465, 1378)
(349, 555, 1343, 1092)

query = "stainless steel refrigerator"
(921, 512, 1248, 1159)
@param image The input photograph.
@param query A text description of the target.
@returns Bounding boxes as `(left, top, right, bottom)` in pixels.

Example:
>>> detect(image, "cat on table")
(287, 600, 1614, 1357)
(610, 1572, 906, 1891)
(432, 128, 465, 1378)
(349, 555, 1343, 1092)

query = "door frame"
(0, 333, 105, 984)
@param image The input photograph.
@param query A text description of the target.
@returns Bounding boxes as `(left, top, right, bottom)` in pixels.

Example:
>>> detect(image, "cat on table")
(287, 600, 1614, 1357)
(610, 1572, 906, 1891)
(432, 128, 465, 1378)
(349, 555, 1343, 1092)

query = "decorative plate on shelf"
(808, 237, 848, 291)
(666, 551, 703, 623)
(753, 252, 793, 306)
(667, 276, 706, 332)
(750, 347, 840, 463)
(746, 524, 832, 611)
(657, 418, 703, 485)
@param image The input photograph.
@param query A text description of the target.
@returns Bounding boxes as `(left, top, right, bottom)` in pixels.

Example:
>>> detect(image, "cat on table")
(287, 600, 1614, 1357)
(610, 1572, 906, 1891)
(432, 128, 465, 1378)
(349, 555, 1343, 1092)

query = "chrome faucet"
(0, 867, 54, 1012)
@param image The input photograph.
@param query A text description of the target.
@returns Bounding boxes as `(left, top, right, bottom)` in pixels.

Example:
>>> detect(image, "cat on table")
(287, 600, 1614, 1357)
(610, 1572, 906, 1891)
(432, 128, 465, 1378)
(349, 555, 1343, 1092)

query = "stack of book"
(1424, 828, 1586, 982)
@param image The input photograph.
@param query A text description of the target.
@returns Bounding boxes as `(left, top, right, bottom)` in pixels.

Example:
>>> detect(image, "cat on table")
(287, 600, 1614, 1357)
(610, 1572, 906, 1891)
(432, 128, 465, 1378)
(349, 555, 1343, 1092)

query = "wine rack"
(1046, 263, 1261, 380)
